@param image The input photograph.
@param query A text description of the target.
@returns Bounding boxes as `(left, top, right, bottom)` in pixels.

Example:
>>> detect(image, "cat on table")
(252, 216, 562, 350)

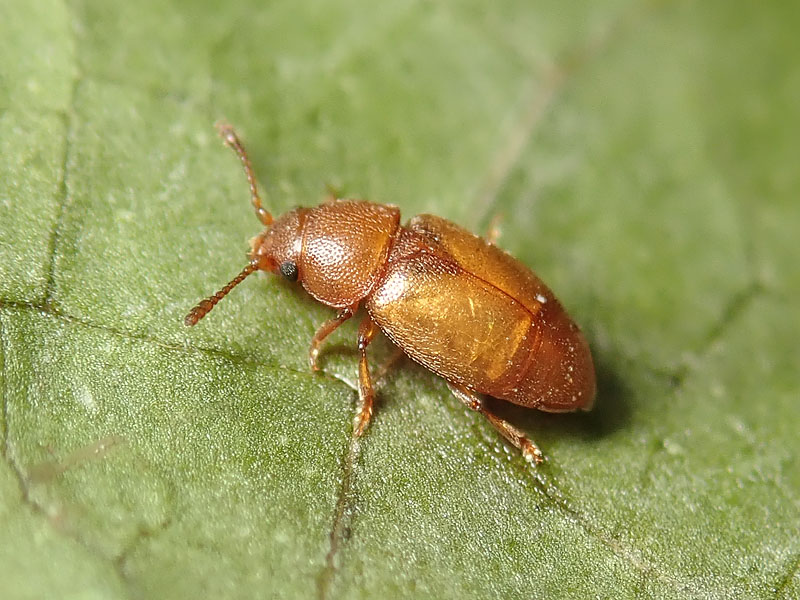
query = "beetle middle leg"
(447, 382, 544, 465)
(308, 306, 355, 371)
(354, 316, 378, 437)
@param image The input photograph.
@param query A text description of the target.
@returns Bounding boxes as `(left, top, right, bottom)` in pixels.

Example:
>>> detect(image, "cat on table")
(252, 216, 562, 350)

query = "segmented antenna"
(184, 262, 258, 327)
(216, 121, 273, 227)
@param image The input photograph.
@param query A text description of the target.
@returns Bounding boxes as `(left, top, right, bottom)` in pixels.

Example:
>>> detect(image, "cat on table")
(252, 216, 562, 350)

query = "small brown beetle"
(185, 124, 596, 464)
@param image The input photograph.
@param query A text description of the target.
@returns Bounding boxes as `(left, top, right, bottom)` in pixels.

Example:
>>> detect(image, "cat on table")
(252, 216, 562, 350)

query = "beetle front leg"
(354, 316, 378, 437)
(308, 306, 355, 371)
(447, 382, 544, 465)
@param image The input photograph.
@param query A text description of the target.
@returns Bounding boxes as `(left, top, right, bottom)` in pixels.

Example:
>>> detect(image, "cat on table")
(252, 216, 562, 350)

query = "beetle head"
(183, 208, 306, 327)
(248, 208, 305, 281)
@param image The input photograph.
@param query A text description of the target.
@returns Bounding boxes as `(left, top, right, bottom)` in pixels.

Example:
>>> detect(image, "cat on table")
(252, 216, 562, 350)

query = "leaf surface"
(1, 1, 798, 598)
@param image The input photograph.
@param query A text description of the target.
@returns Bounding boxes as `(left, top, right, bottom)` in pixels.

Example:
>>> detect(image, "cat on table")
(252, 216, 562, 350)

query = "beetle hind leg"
(447, 382, 544, 465)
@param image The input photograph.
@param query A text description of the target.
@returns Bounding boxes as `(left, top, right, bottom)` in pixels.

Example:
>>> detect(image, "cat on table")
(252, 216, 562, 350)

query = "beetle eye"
(279, 260, 299, 282)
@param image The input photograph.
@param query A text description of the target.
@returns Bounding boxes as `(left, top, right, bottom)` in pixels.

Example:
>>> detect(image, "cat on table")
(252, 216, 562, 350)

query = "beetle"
(185, 123, 596, 464)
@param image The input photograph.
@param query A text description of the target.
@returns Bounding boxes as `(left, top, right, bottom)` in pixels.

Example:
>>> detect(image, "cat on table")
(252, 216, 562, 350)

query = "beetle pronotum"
(185, 124, 596, 464)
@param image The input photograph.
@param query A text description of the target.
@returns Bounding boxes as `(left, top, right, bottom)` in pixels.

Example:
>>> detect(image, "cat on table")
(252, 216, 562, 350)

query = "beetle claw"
(522, 442, 544, 466)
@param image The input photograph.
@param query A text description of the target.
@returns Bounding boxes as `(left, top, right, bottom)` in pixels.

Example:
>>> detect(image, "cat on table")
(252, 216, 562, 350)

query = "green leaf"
(1, 0, 798, 598)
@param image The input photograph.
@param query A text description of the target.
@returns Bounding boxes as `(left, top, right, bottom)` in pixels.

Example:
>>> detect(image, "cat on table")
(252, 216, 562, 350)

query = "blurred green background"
(1, 1, 798, 598)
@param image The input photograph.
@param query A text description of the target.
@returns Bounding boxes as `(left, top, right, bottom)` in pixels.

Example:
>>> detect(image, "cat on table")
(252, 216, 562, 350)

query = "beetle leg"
(354, 316, 378, 437)
(308, 306, 355, 371)
(447, 382, 544, 465)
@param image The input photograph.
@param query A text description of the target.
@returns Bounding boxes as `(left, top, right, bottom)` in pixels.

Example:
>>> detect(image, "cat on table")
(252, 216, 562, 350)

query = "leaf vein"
(0, 299, 349, 387)
(471, 0, 673, 230)
(438, 387, 701, 595)
(42, 74, 82, 306)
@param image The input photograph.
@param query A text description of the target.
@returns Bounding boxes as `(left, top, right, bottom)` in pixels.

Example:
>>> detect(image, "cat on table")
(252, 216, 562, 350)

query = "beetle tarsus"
(521, 440, 545, 465)
(447, 381, 545, 465)
(353, 408, 372, 437)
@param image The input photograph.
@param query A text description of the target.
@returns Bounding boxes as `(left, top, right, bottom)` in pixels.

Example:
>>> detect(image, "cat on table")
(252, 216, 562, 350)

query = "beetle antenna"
(216, 122, 274, 227)
(184, 262, 258, 327)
